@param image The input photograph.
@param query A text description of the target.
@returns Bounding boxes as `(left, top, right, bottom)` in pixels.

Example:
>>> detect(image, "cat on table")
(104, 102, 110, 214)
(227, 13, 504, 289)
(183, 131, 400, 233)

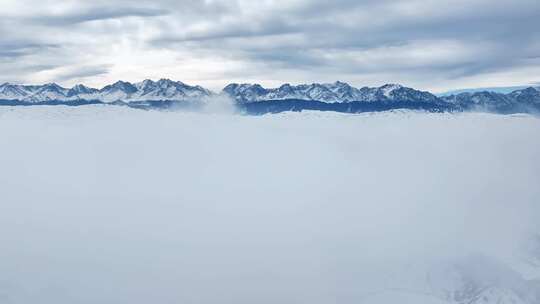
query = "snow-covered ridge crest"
(222, 81, 439, 104)
(1, 80, 539, 114)
(0, 79, 213, 103)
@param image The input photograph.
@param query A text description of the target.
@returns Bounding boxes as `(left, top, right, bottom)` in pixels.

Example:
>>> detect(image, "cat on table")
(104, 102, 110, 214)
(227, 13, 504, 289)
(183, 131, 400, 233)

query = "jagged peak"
(522, 87, 540, 93)
(225, 83, 265, 90)
(136, 78, 186, 86)
(43, 82, 65, 88)
(69, 84, 98, 93)
(101, 80, 137, 92)
(139, 79, 156, 85)
(379, 83, 404, 90)
(157, 78, 174, 86)
(193, 85, 208, 91)
(157, 78, 180, 84)
(279, 83, 293, 89)
(112, 80, 133, 86)
(329, 81, 356, 90)
(36, 83, 68, 93)
(72, 84, 94, 90)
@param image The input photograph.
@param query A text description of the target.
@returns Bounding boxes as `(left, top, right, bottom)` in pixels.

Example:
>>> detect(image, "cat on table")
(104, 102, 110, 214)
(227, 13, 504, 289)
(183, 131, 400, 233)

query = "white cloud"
(0, 106, 539, 303)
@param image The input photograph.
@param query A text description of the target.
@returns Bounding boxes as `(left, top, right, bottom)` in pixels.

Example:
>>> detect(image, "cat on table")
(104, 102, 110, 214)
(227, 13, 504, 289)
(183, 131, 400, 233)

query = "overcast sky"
(1, 0, 539, 92)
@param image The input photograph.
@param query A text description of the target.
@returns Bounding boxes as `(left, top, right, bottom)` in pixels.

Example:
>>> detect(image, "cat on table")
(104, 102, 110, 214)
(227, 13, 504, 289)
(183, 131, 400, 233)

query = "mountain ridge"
(1, 80, 539, 114)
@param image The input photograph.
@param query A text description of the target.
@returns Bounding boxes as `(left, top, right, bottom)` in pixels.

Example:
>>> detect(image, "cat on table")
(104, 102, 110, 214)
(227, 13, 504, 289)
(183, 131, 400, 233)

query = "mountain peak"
(157, 78, 177, 84)
(380, 83, 403, 90)
(67, 84, 98, 97)
(333, 81, 349, 86)
(225, 83, 264, 91)
(112, 80, 133, 86)
(140, 79, 155, 85)
(136, 79, 157, 91)
(378, 84, 405, 98)
(43, 83, 65, 89)
(72, 84, 95, 91)
(102, 81, 138, 94)
(515, 86, 540, 93)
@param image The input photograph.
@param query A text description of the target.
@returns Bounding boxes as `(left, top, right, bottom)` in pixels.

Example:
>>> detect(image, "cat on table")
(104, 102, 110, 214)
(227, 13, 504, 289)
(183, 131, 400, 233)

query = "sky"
(1, 0, 539, 92)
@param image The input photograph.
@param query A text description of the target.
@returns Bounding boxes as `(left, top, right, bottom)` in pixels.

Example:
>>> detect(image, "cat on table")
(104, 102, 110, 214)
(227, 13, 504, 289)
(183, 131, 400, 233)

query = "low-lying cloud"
(0, 107, 539, 303)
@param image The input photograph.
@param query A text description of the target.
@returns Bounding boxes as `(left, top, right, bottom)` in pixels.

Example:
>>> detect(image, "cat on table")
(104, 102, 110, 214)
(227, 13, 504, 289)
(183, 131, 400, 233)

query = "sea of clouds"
(0, 106, 539, 303)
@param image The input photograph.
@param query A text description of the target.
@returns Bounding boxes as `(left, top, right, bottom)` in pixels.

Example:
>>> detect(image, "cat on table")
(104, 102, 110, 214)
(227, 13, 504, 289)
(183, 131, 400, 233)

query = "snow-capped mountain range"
(0, 79, 212, 104)
(1, 79, 539, 114)
(223, 82, 442, 104)
(441, 88, 540, 113)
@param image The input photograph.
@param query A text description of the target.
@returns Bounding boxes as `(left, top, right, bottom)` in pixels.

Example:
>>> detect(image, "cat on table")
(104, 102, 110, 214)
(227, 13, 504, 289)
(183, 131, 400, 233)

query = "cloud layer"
(1, 0, 539, 92)
(0, 107, 539, 303)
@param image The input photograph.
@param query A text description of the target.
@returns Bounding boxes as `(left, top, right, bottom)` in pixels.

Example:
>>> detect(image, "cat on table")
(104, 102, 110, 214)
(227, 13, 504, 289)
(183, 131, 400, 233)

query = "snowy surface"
(0, 106, 539, 304)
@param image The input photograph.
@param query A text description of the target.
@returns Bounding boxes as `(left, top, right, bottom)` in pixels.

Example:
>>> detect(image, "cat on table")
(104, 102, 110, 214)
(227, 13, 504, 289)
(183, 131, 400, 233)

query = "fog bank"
(0, 106, 539, 303)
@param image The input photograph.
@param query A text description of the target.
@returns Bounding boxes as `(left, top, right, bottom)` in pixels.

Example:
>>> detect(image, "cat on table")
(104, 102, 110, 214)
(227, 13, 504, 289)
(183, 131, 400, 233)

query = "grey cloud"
(0, 42, 60, 59)
(0, 0, 539, 90)
(31, 6, 169, 26)
(53, 64, 112, 83)
(0, 50, 31, 58)
(153, 25, 299, 45)
(146, 0, 540, 84)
